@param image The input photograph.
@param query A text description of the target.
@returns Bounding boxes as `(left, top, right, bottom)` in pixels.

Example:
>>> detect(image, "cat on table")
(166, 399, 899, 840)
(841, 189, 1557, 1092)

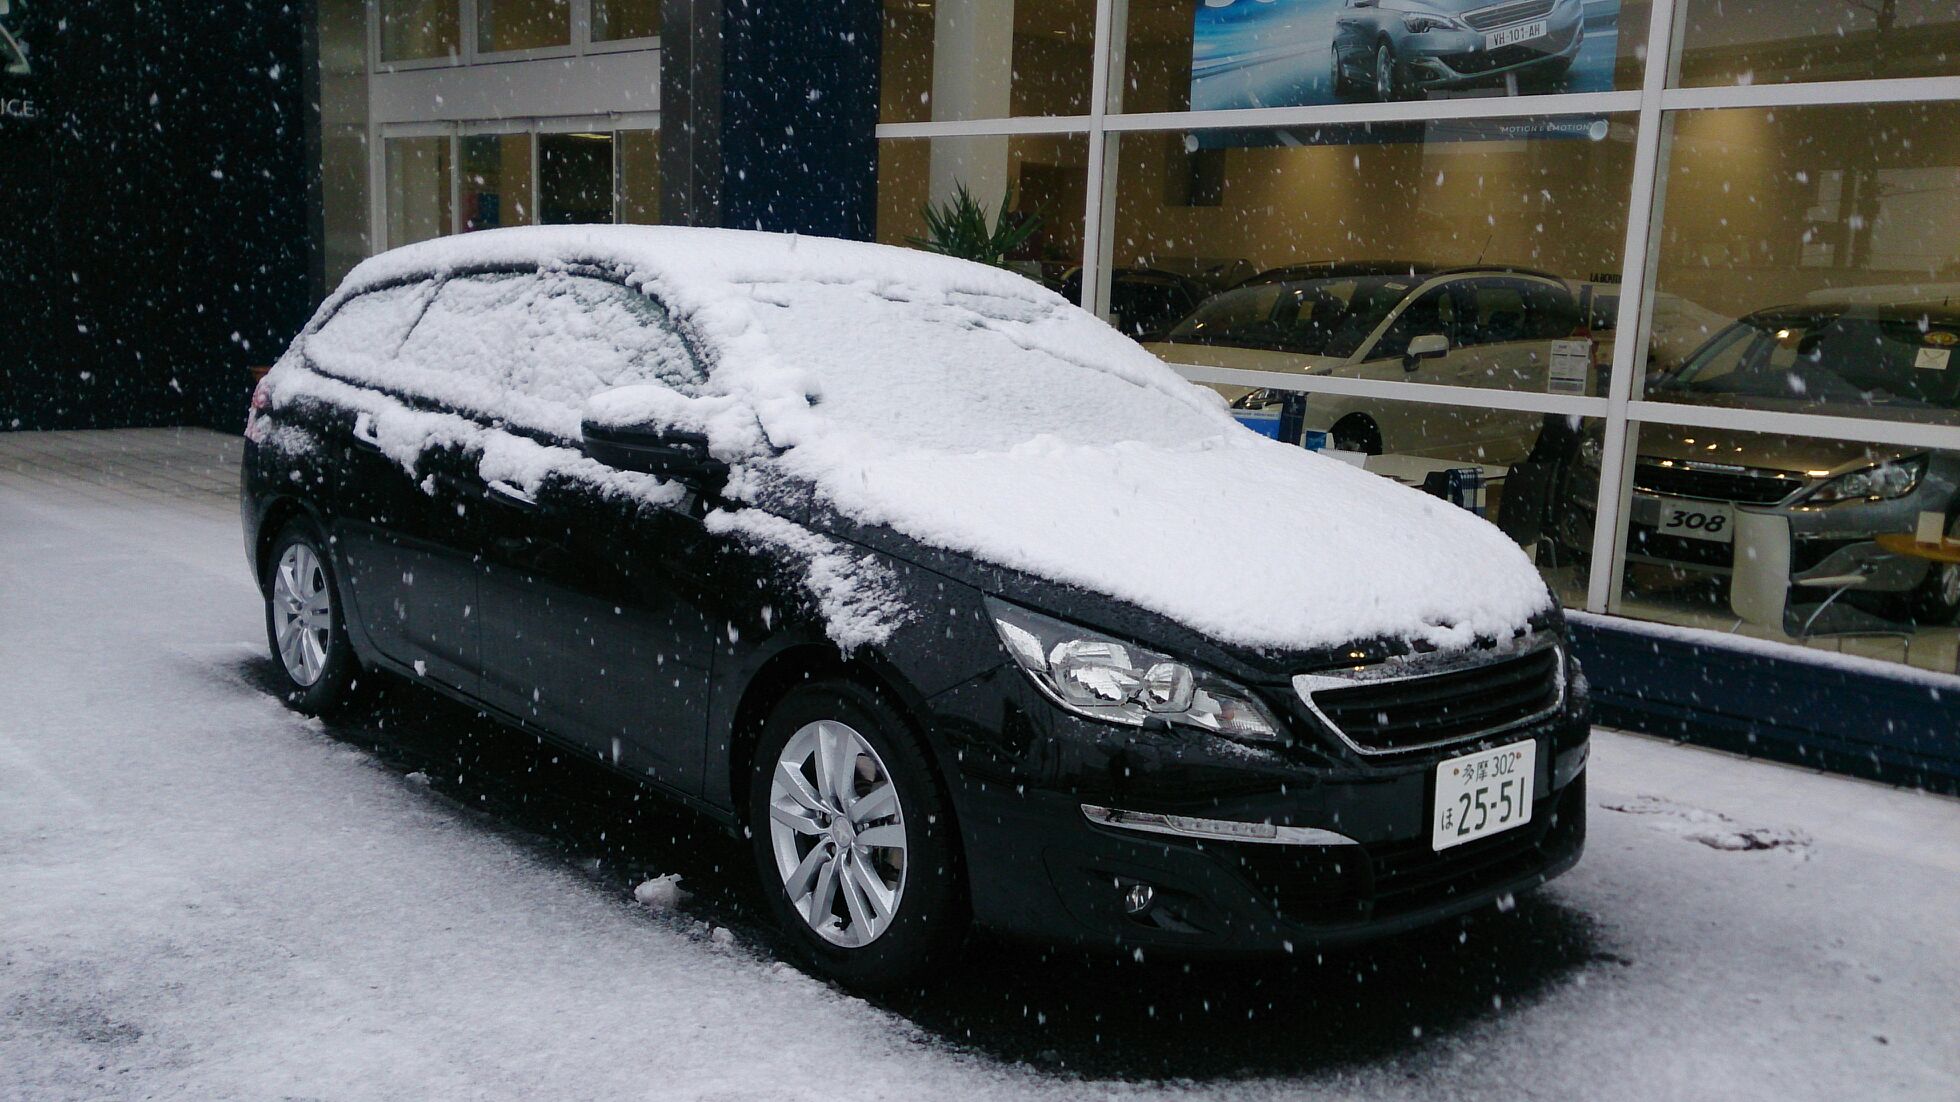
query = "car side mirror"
(1404, 333, 1449, 370)
(580, 420, 730, 487)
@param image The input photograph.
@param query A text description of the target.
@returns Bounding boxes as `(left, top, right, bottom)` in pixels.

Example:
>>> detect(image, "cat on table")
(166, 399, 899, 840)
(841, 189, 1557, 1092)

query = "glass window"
(460, 133, 533, 231)
(477, 0, 570, 54)
(1232, 389, 1601, 604)
(618, 129, 661, 224)
(1119, 0, 1649, 117)
(1674, 0, 1960, 87)
(319, 0, 370, 288)
(878, 134, 1090, 291)
(1125, 118, 1634, 396)
(385, 136, 454, 248)
(880, 0, 1096, 123)
(394, 273, 700, 436)
(380, 0, 460, 62)
(1641, 103, 1960, 426)
(1610, 422, 1959, 676)
(593, 0, 660, 41)
(540, 132, 614, 224)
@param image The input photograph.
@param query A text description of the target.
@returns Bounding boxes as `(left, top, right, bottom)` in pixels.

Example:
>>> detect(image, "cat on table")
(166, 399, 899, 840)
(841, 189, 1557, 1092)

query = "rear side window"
(306, 281, 435, 379)
(362, 271, 700, 439)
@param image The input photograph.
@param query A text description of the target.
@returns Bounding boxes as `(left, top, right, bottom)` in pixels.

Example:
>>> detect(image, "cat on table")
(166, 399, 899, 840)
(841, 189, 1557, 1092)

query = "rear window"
(315, 271, 701, 439)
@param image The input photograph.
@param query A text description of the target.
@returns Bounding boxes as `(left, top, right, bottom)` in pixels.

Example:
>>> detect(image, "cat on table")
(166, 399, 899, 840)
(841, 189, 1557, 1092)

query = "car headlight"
(1803, 456, 1927, 505)
(1403, 12, 1464, 32)
(986, 597, 1286, 746)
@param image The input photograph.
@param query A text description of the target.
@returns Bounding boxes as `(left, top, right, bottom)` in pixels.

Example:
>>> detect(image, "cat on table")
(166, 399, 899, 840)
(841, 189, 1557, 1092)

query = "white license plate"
(1654, 495, 1736, 543)
(1485, 19, 1548, 49)
(1433, 740, 1536, 851)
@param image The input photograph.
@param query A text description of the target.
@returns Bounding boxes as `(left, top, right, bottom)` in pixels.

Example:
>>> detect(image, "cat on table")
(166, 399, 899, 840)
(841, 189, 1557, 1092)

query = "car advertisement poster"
(1190, 0, 1621, 146)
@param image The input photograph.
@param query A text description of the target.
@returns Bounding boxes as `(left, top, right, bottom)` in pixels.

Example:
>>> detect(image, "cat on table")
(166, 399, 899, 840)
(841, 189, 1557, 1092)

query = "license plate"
(1433, 740, 1536, 851)
(1485, 19, 1548, 49)
(1653, 495, 1736, 543)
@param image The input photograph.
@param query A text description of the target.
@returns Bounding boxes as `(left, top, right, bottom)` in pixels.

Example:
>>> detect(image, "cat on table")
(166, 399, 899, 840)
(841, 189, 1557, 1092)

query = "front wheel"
(263, 518, 363, 716)
(748, 681, 963, 989)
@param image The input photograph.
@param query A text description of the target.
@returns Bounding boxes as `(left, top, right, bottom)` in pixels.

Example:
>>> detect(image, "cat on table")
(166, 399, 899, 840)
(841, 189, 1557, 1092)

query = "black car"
(242, 225, 1589, 987)
(1058, 267, 1208, 343)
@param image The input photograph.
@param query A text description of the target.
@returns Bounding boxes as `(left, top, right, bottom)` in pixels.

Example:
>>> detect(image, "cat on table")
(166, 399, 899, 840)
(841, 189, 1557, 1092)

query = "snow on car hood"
(332, 226, 1551, 653)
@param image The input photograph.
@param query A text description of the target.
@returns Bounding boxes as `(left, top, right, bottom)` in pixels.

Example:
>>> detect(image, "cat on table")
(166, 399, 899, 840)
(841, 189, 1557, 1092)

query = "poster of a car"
(1191, 0, 1620, 144)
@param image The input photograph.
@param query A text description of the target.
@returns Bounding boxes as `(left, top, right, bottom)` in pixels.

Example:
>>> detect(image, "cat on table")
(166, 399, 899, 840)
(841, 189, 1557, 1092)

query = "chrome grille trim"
(1292, 634, 1566, 757)
(1463, 0, 1556, 32)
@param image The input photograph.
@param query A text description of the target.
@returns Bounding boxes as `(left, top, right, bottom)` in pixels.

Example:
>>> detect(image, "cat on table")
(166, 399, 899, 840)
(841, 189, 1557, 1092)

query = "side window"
(390, 271, 702, 437)
(1457, 280, 1532, 348)
(1523, 281, 1582, 340)
(305, 281, 435, 378)
(1372, 287, 1454, 361)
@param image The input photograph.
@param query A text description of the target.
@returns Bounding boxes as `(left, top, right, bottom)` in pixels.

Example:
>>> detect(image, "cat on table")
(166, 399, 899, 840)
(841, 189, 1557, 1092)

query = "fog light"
(1122, 882, 1155, 915)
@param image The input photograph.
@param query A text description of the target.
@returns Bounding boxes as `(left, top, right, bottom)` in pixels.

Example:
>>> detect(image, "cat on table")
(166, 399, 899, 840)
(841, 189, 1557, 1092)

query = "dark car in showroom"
(1332, 0, 1586, 101)
(243, 225, 1589, 987)
(1553, 302, 1960, 622)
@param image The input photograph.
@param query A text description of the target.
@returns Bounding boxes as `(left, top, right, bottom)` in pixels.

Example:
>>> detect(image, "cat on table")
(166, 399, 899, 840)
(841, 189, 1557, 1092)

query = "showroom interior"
(8, 0, 1957, 784)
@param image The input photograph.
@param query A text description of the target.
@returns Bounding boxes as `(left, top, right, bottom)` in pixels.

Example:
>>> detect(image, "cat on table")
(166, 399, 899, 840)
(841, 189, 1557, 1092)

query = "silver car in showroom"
(1332, 0, 1586, 101)
(1554, 302, 1960, 625)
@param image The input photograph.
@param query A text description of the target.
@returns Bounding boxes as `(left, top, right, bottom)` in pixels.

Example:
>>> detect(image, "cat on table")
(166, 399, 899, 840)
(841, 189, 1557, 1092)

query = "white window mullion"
(1585, 0, 1680, 616)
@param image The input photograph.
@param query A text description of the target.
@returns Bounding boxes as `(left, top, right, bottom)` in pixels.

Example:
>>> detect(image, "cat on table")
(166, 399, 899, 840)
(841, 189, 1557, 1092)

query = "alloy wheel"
(272, 542, 333, 686)
(766, 719, 908, 948)
(1375, 44, 1395, 102)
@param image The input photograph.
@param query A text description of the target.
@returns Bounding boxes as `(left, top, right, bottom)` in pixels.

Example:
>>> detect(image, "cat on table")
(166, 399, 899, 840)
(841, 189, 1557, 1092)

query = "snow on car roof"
(314, 226, 1552, 653)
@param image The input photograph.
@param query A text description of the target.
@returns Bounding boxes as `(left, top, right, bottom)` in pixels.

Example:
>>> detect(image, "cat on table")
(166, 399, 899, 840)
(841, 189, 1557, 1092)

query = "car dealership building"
(3, 0, 1957, 783)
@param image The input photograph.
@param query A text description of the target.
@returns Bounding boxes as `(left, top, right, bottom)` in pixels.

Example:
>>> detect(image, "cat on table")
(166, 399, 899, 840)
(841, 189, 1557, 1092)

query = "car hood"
(1635, 415, 1912, 475)
(747, 430, 1553, 660)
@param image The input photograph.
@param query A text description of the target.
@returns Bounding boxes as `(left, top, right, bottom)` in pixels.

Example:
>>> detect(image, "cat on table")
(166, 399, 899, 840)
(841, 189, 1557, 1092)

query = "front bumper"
(1402, 12, 1584, 90)
(929, 664, 1590, 954)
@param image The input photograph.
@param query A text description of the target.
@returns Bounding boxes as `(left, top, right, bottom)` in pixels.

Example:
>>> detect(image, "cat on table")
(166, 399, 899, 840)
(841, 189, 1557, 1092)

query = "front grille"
(1463, 0, 1556, 32)
(1298, 644, 1562, 755)
(1633, 461, 1801, 505)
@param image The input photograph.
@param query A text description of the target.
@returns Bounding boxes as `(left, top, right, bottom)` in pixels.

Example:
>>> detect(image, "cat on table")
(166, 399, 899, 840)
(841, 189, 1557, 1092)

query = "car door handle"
(484, 479, 539, 511)
(351, 412, 383, 452)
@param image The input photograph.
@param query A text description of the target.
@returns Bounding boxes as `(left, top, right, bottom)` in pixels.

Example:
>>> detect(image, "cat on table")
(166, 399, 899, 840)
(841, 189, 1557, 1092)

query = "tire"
(263, 518, 364, 716)
(1329, 47, 1351, 99)
(1331, 415, 1383, 456)
(1374, 41, 1413, 102)
(747, 681, 963, 990)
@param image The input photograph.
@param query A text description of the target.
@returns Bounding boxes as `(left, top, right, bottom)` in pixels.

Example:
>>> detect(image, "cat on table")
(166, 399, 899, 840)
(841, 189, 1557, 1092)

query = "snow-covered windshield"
(1659, 310, 1960, 411)
(1162, 276, 1410, 358)
(738, 279, 1231, 453)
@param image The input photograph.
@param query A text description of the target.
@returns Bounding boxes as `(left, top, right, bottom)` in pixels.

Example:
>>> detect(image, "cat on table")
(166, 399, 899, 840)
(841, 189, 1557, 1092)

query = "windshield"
(1658, 311, 1960, 412)
(1162, 276, 1415, 358)
(736, 279, 1235, 454)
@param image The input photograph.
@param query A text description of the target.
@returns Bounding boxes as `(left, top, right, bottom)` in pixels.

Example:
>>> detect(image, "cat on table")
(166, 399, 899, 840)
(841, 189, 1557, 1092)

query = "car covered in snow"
(241, 226, 1589, 986)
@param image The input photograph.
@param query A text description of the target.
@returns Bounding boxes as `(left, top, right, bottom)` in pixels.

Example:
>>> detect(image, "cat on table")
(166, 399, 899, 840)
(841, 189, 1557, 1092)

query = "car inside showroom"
(2, 0, 1957, 1097)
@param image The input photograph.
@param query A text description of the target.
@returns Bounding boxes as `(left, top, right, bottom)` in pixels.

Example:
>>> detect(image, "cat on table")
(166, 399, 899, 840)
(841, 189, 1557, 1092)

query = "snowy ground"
(3, 428, 1957, 1102)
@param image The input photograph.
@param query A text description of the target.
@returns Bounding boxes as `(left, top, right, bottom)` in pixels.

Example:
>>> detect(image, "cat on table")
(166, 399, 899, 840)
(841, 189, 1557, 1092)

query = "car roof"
(1241, 261, 1567, 286)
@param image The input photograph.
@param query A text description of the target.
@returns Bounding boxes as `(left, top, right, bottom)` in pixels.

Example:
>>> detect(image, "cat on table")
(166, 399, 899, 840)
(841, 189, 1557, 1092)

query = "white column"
(927, 0, 1015, 206)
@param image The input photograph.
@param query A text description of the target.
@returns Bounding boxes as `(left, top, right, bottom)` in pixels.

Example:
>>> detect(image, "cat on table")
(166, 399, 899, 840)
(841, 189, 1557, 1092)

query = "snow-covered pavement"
(4, 428, 1957, 1101)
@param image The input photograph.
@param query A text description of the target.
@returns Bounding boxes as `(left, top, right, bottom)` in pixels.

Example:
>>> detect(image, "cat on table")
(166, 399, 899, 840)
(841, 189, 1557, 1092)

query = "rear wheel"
(748, 682, 963, 989)
(1331, 414, 1383, 456)
(263, 519, 363, 716)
